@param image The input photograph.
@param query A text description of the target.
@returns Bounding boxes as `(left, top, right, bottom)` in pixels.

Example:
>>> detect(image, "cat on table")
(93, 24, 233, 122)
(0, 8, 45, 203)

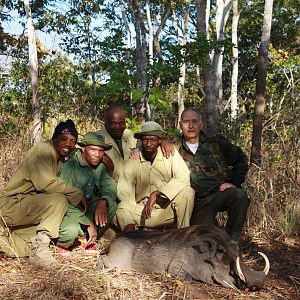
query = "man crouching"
(116, 121, 194, 232)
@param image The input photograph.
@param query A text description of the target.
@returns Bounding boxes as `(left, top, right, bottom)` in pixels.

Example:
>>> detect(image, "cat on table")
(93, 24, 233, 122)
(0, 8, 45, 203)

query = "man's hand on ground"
(123, 224, 135, 232)
(87, 222, 97, 245)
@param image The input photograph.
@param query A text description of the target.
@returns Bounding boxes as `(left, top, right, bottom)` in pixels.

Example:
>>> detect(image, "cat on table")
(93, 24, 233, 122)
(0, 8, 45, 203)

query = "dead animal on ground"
(98, 225, 270, 290)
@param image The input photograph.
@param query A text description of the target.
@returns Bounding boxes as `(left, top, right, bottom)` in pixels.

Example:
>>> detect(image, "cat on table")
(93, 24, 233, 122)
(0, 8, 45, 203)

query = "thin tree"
(214, 0, 231, 109)
(196, 0, 217, 133)
(23, 0, 41, 143)
(230, 0, 239, 120)
(250, 0, 274, 167)
(174, 4, 189, 127)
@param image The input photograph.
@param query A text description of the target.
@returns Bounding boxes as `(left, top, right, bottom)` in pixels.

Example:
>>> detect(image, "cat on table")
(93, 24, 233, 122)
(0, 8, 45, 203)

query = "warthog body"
(98, 225, 269, 289)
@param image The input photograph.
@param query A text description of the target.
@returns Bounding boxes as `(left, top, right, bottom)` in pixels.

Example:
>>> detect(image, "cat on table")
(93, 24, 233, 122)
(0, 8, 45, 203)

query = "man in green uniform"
(0, 119, 85, 266)
(57, 132, 117, 254)
(116, 121, 194, 232)
(177, 108, 249, 243)
(98, 105, 174, 184)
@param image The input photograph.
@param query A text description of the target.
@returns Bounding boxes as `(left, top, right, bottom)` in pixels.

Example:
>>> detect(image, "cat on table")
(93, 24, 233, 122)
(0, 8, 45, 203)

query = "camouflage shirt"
(175, 132, 248, 197)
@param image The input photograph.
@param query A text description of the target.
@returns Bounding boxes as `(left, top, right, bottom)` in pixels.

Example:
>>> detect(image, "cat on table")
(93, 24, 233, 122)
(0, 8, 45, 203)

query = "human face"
(81, 145, 105, 168)
(53, 134, 77, 159)
(141, 135, 160, 159)
(180, 110, 203, 143)
(105, 110, 126, 140)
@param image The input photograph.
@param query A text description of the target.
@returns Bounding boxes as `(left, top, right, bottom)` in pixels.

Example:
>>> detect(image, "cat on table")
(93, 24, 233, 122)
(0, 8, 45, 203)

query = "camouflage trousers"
(190, 187, 249, 242)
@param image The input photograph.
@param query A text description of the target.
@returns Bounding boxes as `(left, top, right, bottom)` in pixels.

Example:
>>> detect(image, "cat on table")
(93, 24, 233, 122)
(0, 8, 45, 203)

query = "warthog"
(98, 225, 270, 290)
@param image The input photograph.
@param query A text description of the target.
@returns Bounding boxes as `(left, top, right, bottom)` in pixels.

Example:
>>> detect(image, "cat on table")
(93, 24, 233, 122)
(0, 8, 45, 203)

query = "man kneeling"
(116, 121, 194, 232)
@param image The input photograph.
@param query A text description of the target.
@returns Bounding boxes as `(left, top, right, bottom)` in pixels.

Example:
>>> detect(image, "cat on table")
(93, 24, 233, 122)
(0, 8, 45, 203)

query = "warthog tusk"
(258, 251, 270, 275)
(236, 257, 246, 282)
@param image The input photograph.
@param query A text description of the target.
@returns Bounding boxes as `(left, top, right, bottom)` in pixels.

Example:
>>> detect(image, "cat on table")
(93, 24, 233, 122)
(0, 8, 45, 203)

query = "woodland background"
(0, 1, 299, 298)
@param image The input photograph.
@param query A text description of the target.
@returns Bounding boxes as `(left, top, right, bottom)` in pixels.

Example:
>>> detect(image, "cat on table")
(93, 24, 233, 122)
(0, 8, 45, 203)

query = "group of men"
(0, 105, 249, 266)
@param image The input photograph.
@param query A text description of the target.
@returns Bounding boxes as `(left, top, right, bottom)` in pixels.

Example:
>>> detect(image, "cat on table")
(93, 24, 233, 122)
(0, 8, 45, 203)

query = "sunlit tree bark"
(230, 0, 239, 120)
(23, 0, 41, 143)
(174, 5, 189, 127)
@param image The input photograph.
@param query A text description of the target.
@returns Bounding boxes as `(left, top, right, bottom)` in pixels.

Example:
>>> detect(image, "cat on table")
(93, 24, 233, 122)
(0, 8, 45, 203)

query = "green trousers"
(58, 198, 117, 248)
(190, 187, 249, 242)
(0, 193, 68, 257)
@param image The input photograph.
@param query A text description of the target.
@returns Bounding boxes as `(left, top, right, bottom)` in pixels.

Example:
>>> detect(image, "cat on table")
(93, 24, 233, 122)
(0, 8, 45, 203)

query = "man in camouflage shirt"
(176, 108, 249, 243)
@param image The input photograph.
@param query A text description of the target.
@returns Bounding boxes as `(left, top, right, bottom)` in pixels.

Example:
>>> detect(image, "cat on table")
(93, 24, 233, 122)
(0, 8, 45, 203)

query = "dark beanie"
(52, 119, 78, 140)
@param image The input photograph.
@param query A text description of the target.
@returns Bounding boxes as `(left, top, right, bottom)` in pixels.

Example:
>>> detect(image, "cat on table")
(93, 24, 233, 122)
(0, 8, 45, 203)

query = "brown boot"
(29, 232, 56, 267)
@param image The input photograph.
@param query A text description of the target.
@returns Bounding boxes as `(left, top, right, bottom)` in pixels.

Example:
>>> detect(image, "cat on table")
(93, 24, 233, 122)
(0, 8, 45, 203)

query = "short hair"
(104, 105, 126, 119)
(180, 107, 202, 121)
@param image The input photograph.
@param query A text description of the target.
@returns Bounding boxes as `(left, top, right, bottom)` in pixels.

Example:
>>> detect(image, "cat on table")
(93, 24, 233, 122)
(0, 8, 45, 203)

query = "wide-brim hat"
(77, 132, 112, 150)
(134, 121, 165, 139)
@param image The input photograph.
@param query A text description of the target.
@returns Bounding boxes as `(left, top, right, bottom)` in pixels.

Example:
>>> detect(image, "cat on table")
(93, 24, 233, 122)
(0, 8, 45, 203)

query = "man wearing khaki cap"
(116, 121, 194, 232)
(57, 132, 117, 256)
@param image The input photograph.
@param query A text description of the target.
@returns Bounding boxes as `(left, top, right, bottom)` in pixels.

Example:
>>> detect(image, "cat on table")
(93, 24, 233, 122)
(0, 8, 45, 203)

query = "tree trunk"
(128, 0, 150, 121)
(196, 0, 216, 133)
(153, 0, 172, 64)
(214, 0, 231, 110)
(230, 0, 239, 120)
(250, 0, 274, 167)
(23, 0, 41, 144)
(175, 5, 189, 128)
(146, 0, 153, 66)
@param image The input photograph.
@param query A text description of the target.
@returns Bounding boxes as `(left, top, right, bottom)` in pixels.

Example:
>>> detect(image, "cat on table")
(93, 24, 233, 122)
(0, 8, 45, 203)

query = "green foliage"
(125, 117, 142, 133)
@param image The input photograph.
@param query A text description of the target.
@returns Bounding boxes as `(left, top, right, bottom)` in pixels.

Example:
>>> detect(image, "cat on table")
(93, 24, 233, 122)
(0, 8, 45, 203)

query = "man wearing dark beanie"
(0, 119, 86, 267)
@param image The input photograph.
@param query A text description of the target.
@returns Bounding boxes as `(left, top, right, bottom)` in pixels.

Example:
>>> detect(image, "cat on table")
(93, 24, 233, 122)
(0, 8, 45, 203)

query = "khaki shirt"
(97, 126, 136, 183)
(117, 148, 191, 226)
(1, 139, 82, 206)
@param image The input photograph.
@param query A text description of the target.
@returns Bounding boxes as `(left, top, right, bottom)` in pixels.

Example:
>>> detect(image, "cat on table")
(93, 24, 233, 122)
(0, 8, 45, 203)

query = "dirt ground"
(0, 234, 299, 300)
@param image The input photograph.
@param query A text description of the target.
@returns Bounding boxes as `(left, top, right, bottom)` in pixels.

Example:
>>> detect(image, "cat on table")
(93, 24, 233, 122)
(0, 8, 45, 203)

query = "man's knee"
(175, 186, 195, 205)
(232, 188, 249, 209)
(60, 223, 81, 241)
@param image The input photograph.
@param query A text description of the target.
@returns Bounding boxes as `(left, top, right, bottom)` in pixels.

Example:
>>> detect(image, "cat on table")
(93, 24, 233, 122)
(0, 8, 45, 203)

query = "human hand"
(143, 190, 162, 219)
(160, 140, 175, 158)
(87, 222, 97, 245)
(219, 182, 236, 192)
(94, 199, 107, 227)
(129, 148, 141, 160)
(102, 154, 114, 176)
(123, 224, 135, 233)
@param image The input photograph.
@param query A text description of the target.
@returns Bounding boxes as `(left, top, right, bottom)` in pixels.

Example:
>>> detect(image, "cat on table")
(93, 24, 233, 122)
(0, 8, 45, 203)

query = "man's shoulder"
(28, 140, 54, 156)
(122, 128, 135, 140)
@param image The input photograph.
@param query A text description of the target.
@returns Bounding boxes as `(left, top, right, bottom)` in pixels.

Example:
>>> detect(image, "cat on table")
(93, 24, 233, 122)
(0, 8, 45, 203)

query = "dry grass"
(0, 238, 298, 300)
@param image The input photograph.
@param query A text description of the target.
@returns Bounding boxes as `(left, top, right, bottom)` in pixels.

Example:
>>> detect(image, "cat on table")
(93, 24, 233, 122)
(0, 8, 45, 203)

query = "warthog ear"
(192, 245, 205, 254)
